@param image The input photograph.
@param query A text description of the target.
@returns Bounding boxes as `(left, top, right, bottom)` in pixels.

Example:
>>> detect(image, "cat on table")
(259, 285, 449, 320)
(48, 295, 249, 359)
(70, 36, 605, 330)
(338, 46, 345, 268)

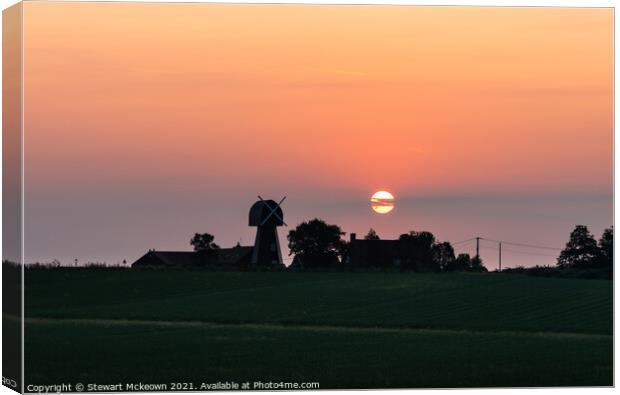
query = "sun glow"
(370, 191, 395, 214)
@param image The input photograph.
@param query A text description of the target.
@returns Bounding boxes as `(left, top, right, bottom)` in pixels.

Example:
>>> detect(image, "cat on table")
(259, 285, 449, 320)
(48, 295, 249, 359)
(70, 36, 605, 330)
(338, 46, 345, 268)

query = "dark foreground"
(22, 270, 612, 388)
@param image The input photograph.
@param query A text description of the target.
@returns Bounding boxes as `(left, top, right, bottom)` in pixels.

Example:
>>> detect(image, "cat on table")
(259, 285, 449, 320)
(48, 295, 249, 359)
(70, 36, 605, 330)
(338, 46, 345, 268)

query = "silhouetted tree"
(364, 228, 380, 240)
(288, 219, 345, 268)
(336, 240, 350, 263)
(454, 253, 471, 271)
(442, 253, 486, 272)
(446, 253, 471, 272)
(598, 226, 613, 269)
(468, 255, 487, 272)
(190, 233, 220, 252)
(397, 231, 439, 271)
(557, 225, 599, 268)
(431, 241, 455, 271)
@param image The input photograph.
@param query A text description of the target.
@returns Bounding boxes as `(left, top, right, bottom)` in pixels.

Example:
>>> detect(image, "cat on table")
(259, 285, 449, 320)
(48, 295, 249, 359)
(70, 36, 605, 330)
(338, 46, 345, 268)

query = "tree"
(431, 241, 455, 271)
(364, 228, 380, 240)
(287, 218, 345, 268)
(446, 253, 471, 271)
(442, 253, 486, 272)
(190, 233, 220, 252)
(557, 225, 599, 268)
(397, 231, 439, 271)
(468, 255, 487, 272)
(335, 240, 350, 263)
(598, 226, 613, 268)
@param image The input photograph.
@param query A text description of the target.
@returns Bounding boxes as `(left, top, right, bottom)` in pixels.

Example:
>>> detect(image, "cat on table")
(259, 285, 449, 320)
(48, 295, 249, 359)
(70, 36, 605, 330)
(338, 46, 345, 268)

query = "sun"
(370, 191, 394, 214)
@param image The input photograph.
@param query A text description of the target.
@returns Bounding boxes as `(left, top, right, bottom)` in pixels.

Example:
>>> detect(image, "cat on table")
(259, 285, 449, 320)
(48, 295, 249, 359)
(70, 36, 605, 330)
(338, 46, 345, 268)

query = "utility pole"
(475, 237, 480, 259)
(498, 242, 502, 272)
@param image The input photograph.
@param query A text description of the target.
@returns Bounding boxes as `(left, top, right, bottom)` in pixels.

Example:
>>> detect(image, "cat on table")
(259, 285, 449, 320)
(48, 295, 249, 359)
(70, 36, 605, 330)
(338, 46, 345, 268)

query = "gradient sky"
(21, 3, 612, 268)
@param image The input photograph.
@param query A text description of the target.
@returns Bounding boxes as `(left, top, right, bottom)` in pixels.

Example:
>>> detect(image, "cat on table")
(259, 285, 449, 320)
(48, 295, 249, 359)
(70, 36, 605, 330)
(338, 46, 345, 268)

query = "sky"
(19, 3, 612, 269)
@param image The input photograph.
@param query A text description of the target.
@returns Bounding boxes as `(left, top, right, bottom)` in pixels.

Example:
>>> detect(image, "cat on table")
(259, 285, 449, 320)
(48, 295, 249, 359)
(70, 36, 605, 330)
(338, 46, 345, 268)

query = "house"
(346, 233, 401, 268)
(132, 245, 253, 268)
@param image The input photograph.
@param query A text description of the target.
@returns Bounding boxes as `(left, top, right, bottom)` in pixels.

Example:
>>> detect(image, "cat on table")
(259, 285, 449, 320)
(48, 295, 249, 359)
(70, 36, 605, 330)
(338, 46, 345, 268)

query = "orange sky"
(20, 3, 613, 266)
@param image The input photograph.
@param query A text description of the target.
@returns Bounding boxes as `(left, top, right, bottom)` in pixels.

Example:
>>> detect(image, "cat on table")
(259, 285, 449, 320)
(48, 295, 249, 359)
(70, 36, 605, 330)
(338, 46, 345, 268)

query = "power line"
(477, 243, 557, 257)
(451, 235, 562, 272)
(450, 237, 560, 251)
(500, 248, 559, 258)
(451, 238, 476, 246)
(479, 237, 561, 251)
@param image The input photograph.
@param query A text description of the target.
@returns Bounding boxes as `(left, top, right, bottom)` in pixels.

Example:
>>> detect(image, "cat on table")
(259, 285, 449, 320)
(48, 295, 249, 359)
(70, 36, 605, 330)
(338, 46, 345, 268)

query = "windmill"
(249, 196, 286, 266)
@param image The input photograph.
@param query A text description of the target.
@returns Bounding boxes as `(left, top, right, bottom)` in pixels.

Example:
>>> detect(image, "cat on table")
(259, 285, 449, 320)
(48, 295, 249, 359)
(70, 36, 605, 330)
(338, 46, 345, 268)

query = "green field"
(22, 269, 612, 388)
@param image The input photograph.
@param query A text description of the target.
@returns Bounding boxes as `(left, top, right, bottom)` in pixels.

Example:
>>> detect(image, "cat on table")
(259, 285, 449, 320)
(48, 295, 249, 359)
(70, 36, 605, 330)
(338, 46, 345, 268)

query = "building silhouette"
(132, 197, 286, 269)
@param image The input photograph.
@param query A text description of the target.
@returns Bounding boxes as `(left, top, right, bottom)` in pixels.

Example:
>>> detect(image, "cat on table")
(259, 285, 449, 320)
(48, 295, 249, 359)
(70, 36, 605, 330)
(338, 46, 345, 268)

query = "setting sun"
(371, 191, 395, 214)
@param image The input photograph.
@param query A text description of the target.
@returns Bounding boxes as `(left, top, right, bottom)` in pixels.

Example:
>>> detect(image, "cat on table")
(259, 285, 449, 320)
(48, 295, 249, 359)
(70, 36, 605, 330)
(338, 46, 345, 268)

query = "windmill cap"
(249, 199, 284, 227)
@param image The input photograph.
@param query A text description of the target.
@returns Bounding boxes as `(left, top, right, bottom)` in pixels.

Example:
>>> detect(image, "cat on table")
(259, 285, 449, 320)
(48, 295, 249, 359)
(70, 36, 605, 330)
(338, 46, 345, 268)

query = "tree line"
(191, 218, 488, 272)
(287, 218, 487, 271)
(191, 220, 612, 274)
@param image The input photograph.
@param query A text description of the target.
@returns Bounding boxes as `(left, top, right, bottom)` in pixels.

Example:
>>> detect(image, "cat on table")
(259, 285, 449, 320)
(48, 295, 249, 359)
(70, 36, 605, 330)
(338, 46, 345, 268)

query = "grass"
(22, 269, 613, 388)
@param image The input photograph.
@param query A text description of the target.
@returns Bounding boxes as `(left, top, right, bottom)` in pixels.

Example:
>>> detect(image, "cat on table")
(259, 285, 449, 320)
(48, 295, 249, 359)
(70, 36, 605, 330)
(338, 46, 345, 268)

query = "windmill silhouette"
(249, 196, 286, 266)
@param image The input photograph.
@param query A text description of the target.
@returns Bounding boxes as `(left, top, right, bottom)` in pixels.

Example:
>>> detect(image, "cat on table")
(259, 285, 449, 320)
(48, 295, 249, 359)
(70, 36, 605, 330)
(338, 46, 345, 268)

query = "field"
(22, 269, 612, 388)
